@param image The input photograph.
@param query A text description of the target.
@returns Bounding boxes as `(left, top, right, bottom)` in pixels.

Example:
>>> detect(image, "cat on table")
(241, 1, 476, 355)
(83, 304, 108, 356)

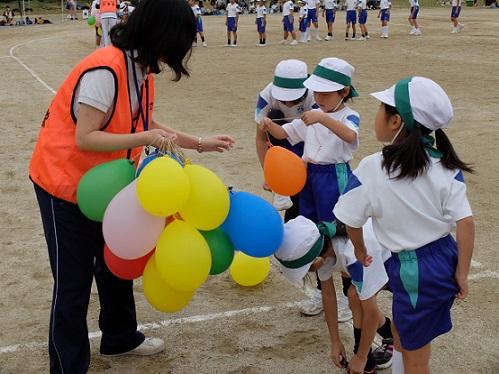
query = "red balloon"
(104, 244, 154, 280)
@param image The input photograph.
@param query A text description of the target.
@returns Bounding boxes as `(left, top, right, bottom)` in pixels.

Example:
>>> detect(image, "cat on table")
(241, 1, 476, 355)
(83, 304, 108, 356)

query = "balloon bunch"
(77, 147, 284, 313)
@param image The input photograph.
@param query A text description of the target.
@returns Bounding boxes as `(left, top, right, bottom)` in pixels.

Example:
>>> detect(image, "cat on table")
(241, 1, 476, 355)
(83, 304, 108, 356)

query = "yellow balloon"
(137, 157, 190, 217)
(143, 255, 194, 313)
(155, 220, 212, 292)
(179, 164, 230, 230)
(229, 252, 270, 287)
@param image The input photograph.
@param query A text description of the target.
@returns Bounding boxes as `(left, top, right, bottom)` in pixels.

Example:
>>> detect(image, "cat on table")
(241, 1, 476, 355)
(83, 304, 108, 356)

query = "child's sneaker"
(272, 193, 293, 211)
(357, 36, 366, 41)
(324, 35, 332, 40)
(290, 40, 298, 45)
(202, 42, 208, 47)
(457, 23, 464, 32)
(300, 288, 323, 316)
(101, 337, 165, 357)
(373, 338, 394, 369)
(450, 27, 458, 33)
(279, 39, 288, 44)
(414, 28, 422, 36)
(409, 28, 417, 35)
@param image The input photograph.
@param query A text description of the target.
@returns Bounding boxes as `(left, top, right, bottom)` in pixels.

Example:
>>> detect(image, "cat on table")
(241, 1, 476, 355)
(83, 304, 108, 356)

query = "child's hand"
(354, 246, 373, 267)
(348, 353, 367, 374)
(259, 117, 273, 132)
(330, 342, 347, 369)
(262, 182, 271, 191)
(201, 135, 235, 152)
(301, 110, 324, 126)
(455, 271, 469, 300)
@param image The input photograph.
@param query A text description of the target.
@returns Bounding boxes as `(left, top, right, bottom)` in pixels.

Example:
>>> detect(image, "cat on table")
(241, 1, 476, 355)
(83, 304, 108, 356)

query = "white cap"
(304, 57, 357, 95)
(274, 216, 320, 284)
(370, 76, 453, 131)
(271, 59, 308, 102)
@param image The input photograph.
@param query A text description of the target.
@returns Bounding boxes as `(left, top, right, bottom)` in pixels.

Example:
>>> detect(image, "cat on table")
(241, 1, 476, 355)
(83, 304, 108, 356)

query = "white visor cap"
(274, 216, 321, 284)
(304, 57, 355, 93)
(271, 59, 308, 102)
(370, 76, 454, 131)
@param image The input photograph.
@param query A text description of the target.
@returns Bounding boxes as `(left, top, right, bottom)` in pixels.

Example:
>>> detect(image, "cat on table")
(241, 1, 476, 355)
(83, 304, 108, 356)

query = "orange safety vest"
(29, 46, 155, 203)
(100, 0, 117, 13)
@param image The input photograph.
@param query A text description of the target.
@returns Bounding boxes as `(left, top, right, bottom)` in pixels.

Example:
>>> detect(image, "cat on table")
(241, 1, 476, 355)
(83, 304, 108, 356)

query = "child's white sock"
(392, 349, 404, 374)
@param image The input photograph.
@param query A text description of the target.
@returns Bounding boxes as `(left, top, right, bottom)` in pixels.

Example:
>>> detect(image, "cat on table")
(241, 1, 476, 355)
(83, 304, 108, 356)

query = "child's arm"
(151, 120, 235, 152)
(259, 117, 288, 140)
(256, 126, 269, 167)
(349, 296, 380, 374)
(346, 225, 373, 267)
(301, 110, 357, 144)
(320, 278, 347, 369)
(455, 216, 475, 300)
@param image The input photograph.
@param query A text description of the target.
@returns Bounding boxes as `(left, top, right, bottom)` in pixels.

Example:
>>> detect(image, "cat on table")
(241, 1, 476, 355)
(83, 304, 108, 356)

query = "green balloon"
(87, 15, 96, 26)
(201, 229, 235, 275)
(77, 159, 136, 222)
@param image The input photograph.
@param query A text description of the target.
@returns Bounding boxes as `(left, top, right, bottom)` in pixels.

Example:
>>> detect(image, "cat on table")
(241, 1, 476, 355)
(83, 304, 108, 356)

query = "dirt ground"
(1, 6, 498, 373)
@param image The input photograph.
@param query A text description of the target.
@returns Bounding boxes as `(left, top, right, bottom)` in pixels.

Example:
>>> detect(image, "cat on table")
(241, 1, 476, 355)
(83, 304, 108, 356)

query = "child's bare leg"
(392, 322, 430, 374)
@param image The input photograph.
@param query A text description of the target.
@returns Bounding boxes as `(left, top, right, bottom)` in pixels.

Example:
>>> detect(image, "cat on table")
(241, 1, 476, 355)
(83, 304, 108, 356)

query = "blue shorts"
(196, 17, 203, 32)
(227, 16, 237, 32)
(384, 235, 459, 351)
(346, 10, 357, 24)
(283, 14, 294, 32)
(299, 163, 352, 222)
(299, 17, 308, 32)
(410, 6, 419, 19)
(307, 8, 318, 23)
(380, 9, 390, 21)
(256, 17, 266, 33)
(451, 5, 461, 18)
(358, 9, 368, 24)
(325, 9, 335, 23)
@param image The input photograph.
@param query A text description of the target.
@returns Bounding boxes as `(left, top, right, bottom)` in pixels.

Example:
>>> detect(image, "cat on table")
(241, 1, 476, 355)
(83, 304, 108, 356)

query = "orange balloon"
(264, 146, 307, 196)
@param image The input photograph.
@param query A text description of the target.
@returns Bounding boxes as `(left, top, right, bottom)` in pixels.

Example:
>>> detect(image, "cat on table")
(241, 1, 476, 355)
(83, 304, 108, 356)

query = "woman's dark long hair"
(111, 0, 196, 79)
(382, 104, 473, 179)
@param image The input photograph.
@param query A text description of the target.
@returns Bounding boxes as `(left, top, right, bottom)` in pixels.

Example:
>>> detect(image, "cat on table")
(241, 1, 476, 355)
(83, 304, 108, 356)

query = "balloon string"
(146, 137, 186, 164)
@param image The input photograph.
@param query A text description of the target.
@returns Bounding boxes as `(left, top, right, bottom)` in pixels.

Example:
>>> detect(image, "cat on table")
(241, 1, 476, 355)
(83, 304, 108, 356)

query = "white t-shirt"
(380, 0, 391, 10)
(333, 152, 473, 252)
(191, 4, 201, 16)
(299, 6, 307, 17)
(409, 0, 419, 7)
(282, 107, 360, 164)
(255, 82, 317, 123)
(283, 0, 294, 16)
(345, 0, 357, 10)
(317, 219, 391, 300)
(306, 0, 320, 9)
(451, 0, 460, 6)
(358, 0, 367, 9)
(74, 50, 147, 125)
(256, 5, 266, 18)
(324, 0, 336, 10)
(226, 3, 240, 17)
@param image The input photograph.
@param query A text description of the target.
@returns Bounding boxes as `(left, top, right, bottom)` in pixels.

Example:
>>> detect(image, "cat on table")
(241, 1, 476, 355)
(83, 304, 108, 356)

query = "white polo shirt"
(191, 4, 201, 16)
(317, 219, 391, 300)
(298, 6, 307, 17)
(256, 5, 266, 18)
(226, 3, 240, 17)
(324, 0, 336, 9)
(283, 0, 294, 16)
(409, 0, 419, 6)
(306, 0, 319, 9)
(346, 0, 357, 11)
(255, 83, 317, 123)
(380, 0, 391, 10)
(451, 0, 460, 6)
(333, 152, 473, 252)
(282, 107, 360, 164)
(358, 0, 367, 9)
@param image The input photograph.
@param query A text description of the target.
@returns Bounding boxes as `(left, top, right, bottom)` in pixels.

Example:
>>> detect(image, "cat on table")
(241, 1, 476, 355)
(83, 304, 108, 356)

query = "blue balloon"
(136, 150, 183, 177)
(221, 191, 283, 257)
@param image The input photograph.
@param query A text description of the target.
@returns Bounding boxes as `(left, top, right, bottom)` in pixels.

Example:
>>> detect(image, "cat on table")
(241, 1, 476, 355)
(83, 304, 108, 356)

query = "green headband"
(394, 77, 442, 158)
(276, 221, 337, 270)
(273, 75, 307, 90)
(312, 65, 359, 97)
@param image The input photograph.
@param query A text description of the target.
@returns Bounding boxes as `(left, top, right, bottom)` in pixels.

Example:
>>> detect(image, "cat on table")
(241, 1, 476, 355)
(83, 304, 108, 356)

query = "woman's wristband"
(197, 137, 204, 153)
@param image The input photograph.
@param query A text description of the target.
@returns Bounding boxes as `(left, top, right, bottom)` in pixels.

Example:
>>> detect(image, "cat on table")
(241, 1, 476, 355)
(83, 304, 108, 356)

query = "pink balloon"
(103, 180, 165, 259)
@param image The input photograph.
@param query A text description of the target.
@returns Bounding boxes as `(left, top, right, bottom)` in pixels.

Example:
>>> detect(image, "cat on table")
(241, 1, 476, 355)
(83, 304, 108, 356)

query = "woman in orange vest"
(29, 0, 234, 372)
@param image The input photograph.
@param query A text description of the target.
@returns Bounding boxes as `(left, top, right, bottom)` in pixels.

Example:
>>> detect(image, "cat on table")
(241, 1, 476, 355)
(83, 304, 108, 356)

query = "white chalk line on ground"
(9, 37, 61, 95)
(469, 270, 499, 280)
(0, 301, 303, 354)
